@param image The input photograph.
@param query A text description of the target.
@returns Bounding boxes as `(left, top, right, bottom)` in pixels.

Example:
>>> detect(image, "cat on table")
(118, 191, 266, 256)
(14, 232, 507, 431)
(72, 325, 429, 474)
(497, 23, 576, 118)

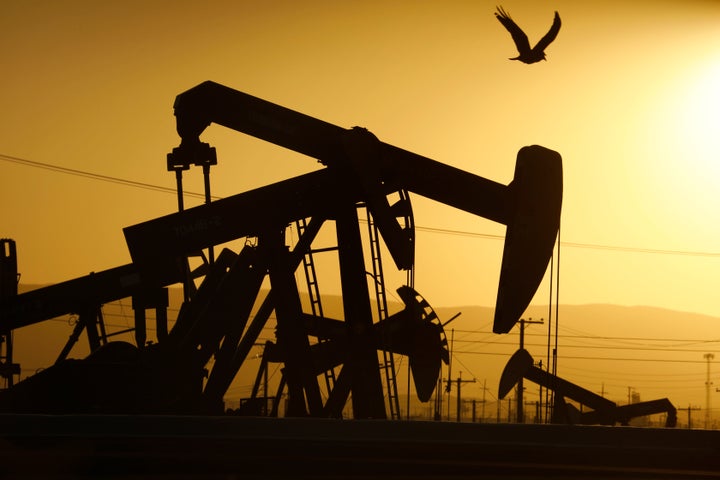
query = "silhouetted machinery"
(0, 81, 563, 418)
(499, 349, 677, 427)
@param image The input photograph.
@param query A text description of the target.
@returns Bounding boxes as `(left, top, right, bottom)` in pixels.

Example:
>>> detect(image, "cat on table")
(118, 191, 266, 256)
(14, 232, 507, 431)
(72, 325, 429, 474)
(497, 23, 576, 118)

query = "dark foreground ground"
(0, 414, 718, 479)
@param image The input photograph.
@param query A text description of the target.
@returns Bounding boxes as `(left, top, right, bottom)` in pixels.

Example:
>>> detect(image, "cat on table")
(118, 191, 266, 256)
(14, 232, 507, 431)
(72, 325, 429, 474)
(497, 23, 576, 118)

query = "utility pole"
(536, 360, 543, 423)
(433, 375, 443, 421)
(705, 353, 714, 429)
(684, 405, 701, 429)
(455, 371, 476, 422)
(517, 318, 544, 423)
(627, 386, 635, 405)
(446, 328, 454, 421)
(481, 379, 487, 423)
(439, 315, 462, 422)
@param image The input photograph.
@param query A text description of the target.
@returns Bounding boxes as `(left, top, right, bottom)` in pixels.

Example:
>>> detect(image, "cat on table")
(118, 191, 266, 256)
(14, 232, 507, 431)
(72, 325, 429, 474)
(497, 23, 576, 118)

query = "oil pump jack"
(499, 349, 677, 427)
(0, 81, 562, 418)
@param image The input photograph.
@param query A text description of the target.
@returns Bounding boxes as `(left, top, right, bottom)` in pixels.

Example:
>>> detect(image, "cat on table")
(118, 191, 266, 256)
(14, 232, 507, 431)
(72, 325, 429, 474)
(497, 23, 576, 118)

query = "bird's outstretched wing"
(494, 6, 530, 55)
(533, 11, 561, 52)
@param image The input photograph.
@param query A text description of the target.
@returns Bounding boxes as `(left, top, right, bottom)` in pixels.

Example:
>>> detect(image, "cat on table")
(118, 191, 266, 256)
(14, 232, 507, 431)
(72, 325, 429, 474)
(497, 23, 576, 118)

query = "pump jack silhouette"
(0, 81, 562, 418)
(499, 349, 677, 427)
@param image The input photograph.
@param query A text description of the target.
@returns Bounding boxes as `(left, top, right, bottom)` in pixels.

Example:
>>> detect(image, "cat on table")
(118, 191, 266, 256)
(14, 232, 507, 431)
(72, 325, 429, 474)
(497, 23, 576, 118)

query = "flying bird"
(495, 6, 561, 64)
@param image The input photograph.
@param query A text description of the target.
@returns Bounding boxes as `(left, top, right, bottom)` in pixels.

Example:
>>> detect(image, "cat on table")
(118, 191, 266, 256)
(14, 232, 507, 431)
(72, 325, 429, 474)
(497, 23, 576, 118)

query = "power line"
(455, 339, 720, 355)
(414, 225, 503, 241)
(560, 240, 720, 258)
(4, 152, 720, 258)
(452, 350, 718, 365)
(417, 225, 720, 258)
(0, 152, 215, 200)
(451, 328, 720, 345)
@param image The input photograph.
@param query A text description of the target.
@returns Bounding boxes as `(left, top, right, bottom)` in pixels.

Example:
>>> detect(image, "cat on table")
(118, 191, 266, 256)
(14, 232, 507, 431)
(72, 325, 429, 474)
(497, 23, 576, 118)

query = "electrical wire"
(4, 152, 720, 258)
(451, 349, 716, 365)
(0, 152, 218, 200)
(451, 328, 720, 346)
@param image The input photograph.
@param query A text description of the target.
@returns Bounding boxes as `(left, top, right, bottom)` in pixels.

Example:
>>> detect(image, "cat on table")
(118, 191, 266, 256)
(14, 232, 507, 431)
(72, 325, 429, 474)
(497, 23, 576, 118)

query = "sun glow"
(631, 56, 720, 250)
(674, 60, 720, 176)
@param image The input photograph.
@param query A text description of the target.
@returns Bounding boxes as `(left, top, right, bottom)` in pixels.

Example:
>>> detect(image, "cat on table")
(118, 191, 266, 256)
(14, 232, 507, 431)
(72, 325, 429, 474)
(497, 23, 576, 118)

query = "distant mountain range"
(10, 284, 720, 413)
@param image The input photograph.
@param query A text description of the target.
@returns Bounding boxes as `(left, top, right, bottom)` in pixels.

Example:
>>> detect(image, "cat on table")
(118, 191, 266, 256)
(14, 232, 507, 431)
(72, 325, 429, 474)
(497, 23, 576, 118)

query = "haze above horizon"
(2, 1, 720, 323)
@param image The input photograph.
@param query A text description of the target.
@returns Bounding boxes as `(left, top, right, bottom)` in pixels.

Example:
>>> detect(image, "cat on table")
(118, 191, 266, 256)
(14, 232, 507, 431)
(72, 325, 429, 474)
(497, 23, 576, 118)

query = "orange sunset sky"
(2, 1, 720, 414)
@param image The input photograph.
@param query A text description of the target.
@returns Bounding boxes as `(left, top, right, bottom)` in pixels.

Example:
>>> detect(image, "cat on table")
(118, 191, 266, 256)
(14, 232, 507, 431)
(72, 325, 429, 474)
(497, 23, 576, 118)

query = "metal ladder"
(365, 209, 401, 420)
(295, 217, 336, 394)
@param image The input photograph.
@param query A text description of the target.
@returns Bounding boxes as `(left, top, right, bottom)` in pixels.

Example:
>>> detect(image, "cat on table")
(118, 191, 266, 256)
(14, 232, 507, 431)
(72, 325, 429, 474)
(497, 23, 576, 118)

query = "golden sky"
(3, 0, 720, 419)
(2, 0, 720, 321)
